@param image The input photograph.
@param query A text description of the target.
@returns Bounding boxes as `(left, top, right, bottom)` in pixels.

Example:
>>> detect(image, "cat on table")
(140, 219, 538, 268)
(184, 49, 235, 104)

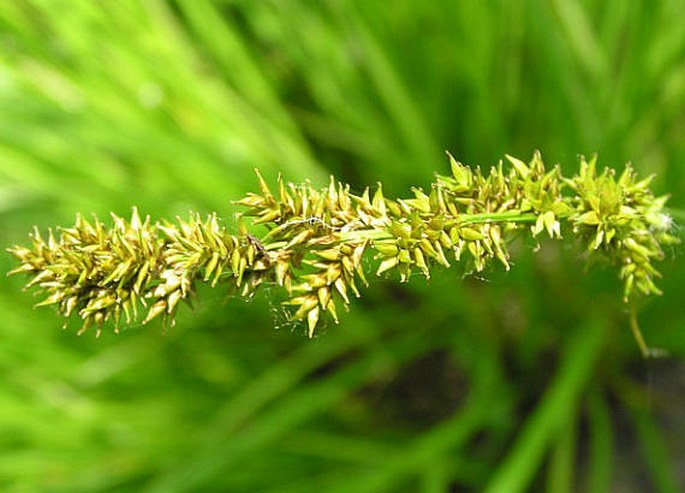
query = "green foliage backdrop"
(1, 1, 685, 492)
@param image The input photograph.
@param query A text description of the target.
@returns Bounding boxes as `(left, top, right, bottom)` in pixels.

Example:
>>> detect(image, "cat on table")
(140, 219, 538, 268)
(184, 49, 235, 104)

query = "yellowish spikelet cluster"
(7, 153, 678, 341)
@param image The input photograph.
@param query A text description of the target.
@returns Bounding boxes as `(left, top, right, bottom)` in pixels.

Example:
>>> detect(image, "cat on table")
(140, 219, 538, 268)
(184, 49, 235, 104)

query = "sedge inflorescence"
(7, 152, 678, 347)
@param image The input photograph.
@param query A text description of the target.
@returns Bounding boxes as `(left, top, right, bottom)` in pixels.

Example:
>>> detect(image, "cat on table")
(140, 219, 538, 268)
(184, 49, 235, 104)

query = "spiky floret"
(7, 153, 678, 349)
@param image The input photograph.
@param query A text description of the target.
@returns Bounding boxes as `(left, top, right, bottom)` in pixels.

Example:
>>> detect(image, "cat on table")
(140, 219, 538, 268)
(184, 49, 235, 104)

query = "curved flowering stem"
(6, 152, 678, 353)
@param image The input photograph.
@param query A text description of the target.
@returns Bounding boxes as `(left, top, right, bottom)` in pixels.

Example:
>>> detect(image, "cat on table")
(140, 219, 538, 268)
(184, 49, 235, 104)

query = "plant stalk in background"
(7, 153, 678, 355)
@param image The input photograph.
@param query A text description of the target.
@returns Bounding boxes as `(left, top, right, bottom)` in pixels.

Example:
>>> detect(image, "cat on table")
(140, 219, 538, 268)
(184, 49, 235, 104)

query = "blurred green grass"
(1, 1, 685, 492)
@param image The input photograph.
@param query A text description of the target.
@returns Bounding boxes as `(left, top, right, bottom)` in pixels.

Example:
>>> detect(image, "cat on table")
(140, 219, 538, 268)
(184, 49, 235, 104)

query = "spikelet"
(8, 153, 678, 352)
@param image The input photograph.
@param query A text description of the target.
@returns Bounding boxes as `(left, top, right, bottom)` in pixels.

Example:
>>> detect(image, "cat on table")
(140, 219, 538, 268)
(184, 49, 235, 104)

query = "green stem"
(339, 211, 560, 243)
(629, 309, 650, 358)
(458, 211, 541, 224)
(483, 317, 606, 493)
(585, 390, 613, 493)
(630, 403, 681, 493)
(339, 229, 392, 242)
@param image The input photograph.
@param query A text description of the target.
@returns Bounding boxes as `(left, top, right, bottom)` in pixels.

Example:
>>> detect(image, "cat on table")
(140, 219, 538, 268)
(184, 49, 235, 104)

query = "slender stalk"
(483, 317, 606, 493)
(458, 211, 542, 224)
(629, 309, 650, 358)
